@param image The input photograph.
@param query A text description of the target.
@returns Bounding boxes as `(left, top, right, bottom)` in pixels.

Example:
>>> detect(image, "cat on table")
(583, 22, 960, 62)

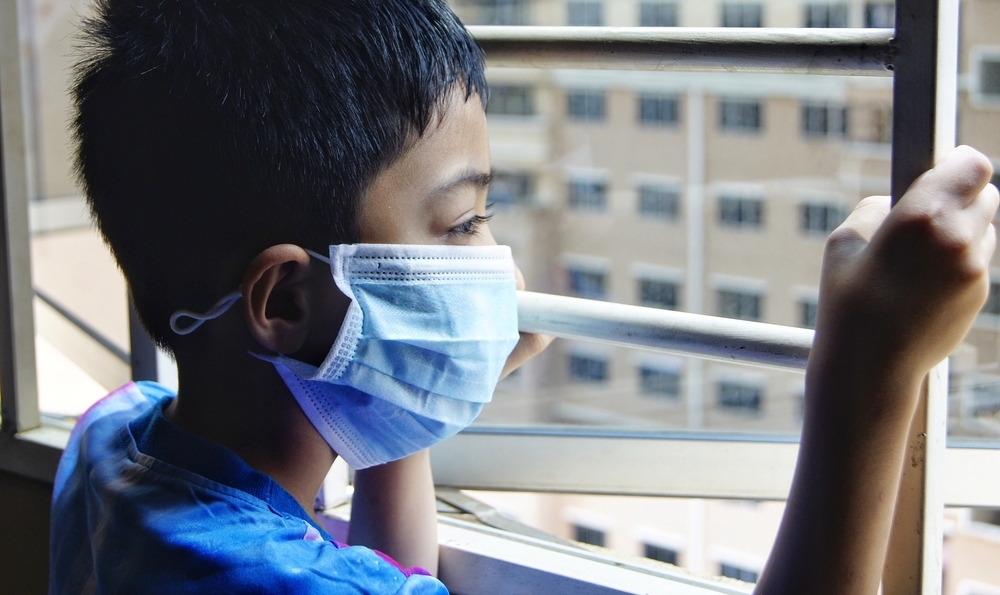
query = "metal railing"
(469, 25, 895, 74)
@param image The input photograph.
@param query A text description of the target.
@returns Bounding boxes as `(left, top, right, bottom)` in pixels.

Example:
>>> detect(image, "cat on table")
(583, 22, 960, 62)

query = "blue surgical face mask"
(169, 243, 521, 469)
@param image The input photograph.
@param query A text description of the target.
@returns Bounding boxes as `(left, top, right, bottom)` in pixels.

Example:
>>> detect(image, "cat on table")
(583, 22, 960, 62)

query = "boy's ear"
(242, 244, 315, 355)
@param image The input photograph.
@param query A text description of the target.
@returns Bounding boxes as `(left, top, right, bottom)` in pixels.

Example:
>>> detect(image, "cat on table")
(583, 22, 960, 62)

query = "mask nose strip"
(169, 291, 243, 335)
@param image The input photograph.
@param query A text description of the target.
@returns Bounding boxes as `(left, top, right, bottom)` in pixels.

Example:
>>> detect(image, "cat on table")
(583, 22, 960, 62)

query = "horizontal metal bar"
(437, 517, 752, 595)
(34, 289, 130, 364)
(431, 429, 1000, 506)
(468, 26, 895, 74)
(518, 291, 814, 369)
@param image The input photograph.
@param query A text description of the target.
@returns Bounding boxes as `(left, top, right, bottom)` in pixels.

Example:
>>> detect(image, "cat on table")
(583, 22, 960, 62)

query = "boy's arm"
(755, 146, 998, 594)
(349, 450, 439, 574)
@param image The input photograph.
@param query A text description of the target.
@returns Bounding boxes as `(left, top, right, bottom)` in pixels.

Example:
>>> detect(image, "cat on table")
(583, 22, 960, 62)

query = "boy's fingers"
(829, 195, 891, 250)
(500, 331, 554, 380)
(904, 146, 994, 210)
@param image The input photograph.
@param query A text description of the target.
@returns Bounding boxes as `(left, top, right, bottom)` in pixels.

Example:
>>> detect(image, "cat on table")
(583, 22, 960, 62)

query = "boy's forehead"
(366, 92, 490, 201)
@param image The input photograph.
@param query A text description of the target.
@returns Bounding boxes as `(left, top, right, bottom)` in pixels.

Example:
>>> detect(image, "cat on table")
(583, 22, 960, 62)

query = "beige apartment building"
(13, 0, 1000, 590)
(449, 0, 1000, 589)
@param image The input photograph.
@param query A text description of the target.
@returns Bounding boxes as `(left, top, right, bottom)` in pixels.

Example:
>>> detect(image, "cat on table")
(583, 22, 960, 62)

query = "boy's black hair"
(73, 0, 487, 351)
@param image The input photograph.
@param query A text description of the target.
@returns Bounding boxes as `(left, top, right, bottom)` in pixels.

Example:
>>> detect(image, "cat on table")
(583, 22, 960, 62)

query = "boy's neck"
(164, 354, 335, 523)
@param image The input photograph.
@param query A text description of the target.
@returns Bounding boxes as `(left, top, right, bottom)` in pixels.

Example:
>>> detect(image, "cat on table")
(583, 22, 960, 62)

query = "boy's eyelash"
(449, 212, 495, 237)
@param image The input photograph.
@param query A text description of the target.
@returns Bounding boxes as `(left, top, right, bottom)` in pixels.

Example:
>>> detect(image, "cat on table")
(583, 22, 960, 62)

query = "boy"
(51, 1, 997, 594)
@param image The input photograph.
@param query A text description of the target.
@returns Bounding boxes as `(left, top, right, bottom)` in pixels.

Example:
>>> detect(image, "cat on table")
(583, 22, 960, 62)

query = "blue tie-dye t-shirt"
(50, 381, 448, 595)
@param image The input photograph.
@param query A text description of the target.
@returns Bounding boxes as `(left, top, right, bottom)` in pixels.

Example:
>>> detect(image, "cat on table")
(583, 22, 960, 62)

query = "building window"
(804, 3, 849, 27)
(639, 2, 678, 26)
(573, 524, 606, 546)
(720, 563, 760, 583)
(471, 0, 530, 25)
(799, 300, 818, 329)
(568, 0, 603, 25)
(489, 172, 535, 207)
(569, 355, 608, 382)
(639, 278, 680, 309)
(865, 2, 894, 28)
(718, 195, 764, 228)
(638, 94, 680, 126)
(639, 366, 681, 398)
(719, 99, 762, 132)
(569, 180, 608, 210)
(568, 267, 607, 298)
(980, 59, 1000, 98)
(487, 85, 535, 116)
(717, 382, 763, 413)
(800, 203, 845, 234)
(802, 103, 848, 138)
(721, 3, 762, 27)
(717, 289, 762, 321)
(638, 184, 680, 219)
(644, 543, 679, 564)
(983, 282, 1000, 316)
(568, 91, 606, 121)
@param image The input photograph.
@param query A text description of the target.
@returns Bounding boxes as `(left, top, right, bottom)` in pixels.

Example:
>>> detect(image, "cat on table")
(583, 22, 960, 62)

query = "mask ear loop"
(169, 290, 243, 336)
(306, 249, 331, 264)
(170, 251, 327, 336)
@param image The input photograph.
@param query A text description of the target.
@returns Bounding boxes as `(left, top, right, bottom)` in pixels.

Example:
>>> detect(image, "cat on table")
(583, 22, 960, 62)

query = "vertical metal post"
(883, 0, 958, 592)
(129, 296, 159, 382)
(0, 0, 39, 433)
(685, 88, 706, 429)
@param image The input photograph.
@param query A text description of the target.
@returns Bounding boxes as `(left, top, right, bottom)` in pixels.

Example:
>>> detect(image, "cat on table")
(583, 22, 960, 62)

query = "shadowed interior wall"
(0, 470, 52, 595)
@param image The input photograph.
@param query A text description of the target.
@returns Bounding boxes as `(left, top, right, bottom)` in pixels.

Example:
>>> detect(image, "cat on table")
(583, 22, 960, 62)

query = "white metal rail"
(518, 291, 813, 369)
(468, 26, 894, 74)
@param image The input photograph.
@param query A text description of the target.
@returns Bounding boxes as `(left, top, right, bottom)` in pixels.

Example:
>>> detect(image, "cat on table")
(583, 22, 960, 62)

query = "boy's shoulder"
(49, 382, 447, 595)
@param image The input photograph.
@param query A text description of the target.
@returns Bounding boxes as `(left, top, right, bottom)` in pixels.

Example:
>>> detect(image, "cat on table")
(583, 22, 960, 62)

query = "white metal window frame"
(2, 1, 999, 594)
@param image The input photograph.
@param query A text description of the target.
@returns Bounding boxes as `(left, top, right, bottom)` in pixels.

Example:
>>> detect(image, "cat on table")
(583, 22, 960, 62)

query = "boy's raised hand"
(815, 145, 997, 389)
(758, 146, 997, 595)
(500, 265, 554, 379)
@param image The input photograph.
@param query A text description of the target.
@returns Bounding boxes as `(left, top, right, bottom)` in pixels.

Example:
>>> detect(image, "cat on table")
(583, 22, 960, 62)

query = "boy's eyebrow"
(429, 170, 494, 196)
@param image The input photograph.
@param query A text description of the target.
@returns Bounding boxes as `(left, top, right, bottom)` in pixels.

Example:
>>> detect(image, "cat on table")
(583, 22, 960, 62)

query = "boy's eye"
(448, 210, 495, 238)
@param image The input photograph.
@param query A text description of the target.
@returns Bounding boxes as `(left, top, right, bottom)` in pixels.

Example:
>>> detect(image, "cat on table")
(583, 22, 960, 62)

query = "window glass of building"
(643, 543, 679, 564)
(718, 195, 764, 228)
(569, 179, 608, 210)
(489, 172, 535, 207)
(574, 524, 607, 546)
(721, 3, 763, 27)
(639, 2, 678, 26)
(568, 267, 607, 298)
(638, 94, 680, 126)
(568, 90, 606, 121)
(639, 278, 680, 309)
(802, 103, 848, 138)
(637, 184, 680, 219)
(865, 1, 894, 27)
(487, 85, 535, 116)
(980, 59, 1000, 98)
(569, 355, 609, 382)
(567, 0, 603, 25)
(718, 381, 763, 413)
(720, 563, 760, 583)
(717, 289, 762, 320)
(800, 203, 845, 234)
(804, 3, 849, 27)
(799, 300, 818, 329)
(471, 0, 530, 25)
(639, 366, 682, 398)
(719, 99, 762, 132)
(982, 282, 1000, 316)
